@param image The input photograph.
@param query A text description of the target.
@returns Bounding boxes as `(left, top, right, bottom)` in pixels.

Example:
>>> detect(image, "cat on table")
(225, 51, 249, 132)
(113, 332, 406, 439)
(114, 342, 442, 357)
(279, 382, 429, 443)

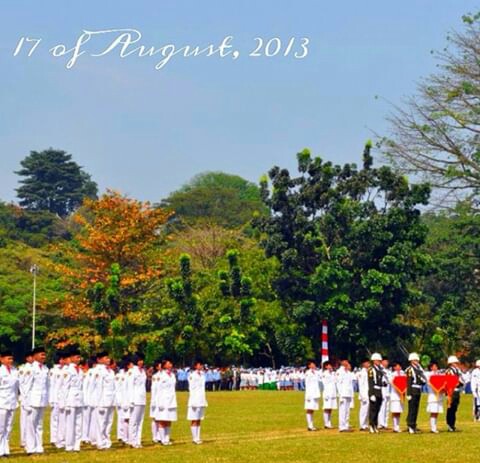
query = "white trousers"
(25, 407, 45, 454)
(359, 398, 369, 429)
(89, 407, 98, 444)
(20, 405, 27, 447)
(65, 407, 83, 451)
(339, 397, 352, 431)
(95, 407, 114, 449)
(128, 405, 145, 447)
(50, 404, 59, 444)
(378, 396, 390, 427)
(0, 408, 14, 456)
(117, 406, 128, 442)
(82, 406, 92, 442)
(56, 408, 66, 448)
(151, 419, 159, 442)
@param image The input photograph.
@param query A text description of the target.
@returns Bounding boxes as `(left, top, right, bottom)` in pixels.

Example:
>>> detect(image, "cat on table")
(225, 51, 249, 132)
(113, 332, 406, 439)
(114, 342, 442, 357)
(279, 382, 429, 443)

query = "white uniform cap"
(408, 352, 420, 362)
(371, 353, 382, 361)
(448, 355, 459, 364)
(476, 360, 480, 368)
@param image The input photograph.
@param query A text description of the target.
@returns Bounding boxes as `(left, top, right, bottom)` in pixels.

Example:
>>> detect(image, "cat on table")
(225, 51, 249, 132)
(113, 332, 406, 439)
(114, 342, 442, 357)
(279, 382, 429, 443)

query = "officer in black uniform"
(406, 352, 427, 434)
(445, 355, 465, 432)
(368, 352, 385, 433)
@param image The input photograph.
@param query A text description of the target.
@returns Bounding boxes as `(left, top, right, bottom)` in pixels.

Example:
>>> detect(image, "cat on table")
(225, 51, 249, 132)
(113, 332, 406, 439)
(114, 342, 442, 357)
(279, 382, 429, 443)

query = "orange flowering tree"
(48, 190, 171, 356)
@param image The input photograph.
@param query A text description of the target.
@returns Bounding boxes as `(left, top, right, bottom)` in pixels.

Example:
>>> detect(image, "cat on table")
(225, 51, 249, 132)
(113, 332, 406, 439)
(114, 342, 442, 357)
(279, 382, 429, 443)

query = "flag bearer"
(445, 355, 465, 432)
(405, 352, 427, 434)
(368, 353, 384, 433)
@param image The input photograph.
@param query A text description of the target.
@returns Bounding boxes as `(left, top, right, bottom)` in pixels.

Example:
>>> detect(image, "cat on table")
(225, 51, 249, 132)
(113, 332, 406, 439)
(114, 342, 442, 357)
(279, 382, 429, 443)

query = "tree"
(216, 249, 259, 362)
(0, 241, 65, 358)
(0, 202, 69, 248)
(15, 148, 98, 217)
(381, 13, 480, 206)
(401, 202, 480, 361)
(162, 172, 267, 228)
(254, 144, 431, 362)
(167, 223, 251, 270)
(48, 191, 171, 353)
(164, 254, 202, 363)
(142, 237, 283, 366)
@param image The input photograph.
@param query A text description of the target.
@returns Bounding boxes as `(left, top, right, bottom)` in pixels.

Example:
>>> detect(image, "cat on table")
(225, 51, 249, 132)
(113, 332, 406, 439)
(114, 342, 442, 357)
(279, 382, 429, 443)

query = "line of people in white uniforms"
(0, 347, 208, 457)
(303, 355, 479, 434)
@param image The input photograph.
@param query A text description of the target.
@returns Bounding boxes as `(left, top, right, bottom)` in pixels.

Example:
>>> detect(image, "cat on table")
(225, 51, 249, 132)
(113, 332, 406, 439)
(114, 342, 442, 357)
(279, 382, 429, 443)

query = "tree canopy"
(161, 171, 267, 228)
(15, 148, 98, 217)
(254, 144, 431, 361)
(382, 14, 480, 207)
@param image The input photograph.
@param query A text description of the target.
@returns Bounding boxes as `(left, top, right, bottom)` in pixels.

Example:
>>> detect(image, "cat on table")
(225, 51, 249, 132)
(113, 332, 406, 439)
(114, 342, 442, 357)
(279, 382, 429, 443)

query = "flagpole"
(321, 320, 329, 364)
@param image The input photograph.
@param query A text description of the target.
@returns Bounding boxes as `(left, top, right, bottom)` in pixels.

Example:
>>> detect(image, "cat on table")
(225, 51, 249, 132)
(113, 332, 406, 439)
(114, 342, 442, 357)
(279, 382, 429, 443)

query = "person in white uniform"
(378, 357, 391, 429)
(321, 361, 337, 429)
(59, 348, 84, 452)
(126, 353, 146, 448)
(304, 360, 321, 431)
(53, 350, 70, 449)
(0, 350, 19, 458)
(115, 356, 131, 444)
(22, 346, 49, 455)
(154, 358, 177, 445)
(48, 351, 62, 447)
(18, 351, 33, 448)
(357, 358, 370, 431)
(425, 361, 444, 433)
(91, 352, 116, 450)
(187, 359, 208, 444)
(336, 360, 355, 432)
(150, 360, 162, 443)
(389, 361, 405, 432)
(471, 359, 480, 421)
(82, 357, 97, 445)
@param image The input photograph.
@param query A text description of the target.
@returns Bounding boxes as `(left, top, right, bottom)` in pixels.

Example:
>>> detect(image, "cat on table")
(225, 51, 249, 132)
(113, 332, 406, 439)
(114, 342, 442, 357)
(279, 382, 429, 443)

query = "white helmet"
(476, 360, 480, 368)
(448, 355, 459, 364)
(408, 352, 420, 362)
(371, 353, 382, 361)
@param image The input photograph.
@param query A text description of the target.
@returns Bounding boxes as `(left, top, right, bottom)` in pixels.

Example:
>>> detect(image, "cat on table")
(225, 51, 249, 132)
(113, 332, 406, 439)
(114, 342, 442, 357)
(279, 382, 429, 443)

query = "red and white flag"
(321, 320, 329, 364)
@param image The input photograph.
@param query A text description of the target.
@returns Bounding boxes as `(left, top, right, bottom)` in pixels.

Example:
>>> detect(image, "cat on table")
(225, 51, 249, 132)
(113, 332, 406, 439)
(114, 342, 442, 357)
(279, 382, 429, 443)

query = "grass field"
(6, 391, 480, 462)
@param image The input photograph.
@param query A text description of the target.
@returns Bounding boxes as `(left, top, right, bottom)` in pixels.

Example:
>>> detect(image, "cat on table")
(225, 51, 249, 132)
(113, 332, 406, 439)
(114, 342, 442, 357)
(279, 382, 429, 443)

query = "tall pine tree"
(15, 148, 98, 217)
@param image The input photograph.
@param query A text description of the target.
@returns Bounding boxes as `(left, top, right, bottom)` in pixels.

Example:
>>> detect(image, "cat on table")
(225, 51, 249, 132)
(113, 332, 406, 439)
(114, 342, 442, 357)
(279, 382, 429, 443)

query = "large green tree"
(15, 149, 98, 217)
(162, 171, 267, 228)
(254, 144, 431, 361)
(401, 202, 480, 361)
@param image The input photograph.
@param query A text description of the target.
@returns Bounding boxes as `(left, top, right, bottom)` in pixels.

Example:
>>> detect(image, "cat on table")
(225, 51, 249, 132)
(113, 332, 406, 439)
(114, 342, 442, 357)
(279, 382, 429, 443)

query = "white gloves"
(370, 395, 376, 402)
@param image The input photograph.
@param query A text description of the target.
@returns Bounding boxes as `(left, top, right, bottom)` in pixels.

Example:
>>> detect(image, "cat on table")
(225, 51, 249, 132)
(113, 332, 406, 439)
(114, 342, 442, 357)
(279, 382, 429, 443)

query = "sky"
(0, 0, 477, 203)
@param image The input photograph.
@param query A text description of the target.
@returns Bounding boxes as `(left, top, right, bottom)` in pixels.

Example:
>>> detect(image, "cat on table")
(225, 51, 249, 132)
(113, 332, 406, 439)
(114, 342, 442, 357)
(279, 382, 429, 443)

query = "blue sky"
(0, 0, 477, 202)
